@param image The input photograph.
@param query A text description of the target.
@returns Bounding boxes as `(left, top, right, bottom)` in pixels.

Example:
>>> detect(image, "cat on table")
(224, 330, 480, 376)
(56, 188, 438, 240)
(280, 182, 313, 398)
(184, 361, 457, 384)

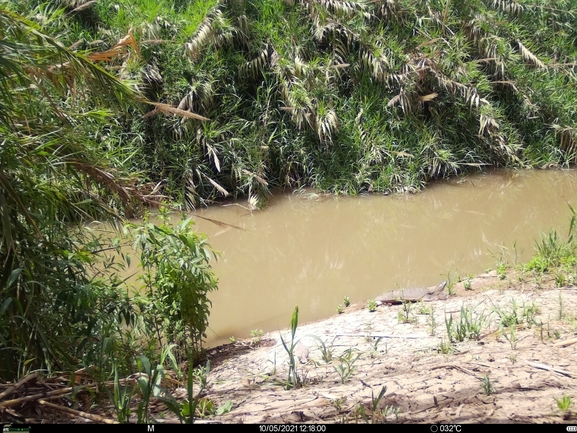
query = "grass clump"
(445, 304, 487, 343)
(479, 375, 495, 396)
(526, 208, 577, 274)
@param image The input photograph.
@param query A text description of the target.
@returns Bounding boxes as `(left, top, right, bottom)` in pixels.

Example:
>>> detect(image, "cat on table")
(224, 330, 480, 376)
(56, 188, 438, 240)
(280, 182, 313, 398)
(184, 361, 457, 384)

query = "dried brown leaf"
(146, 102, 210, 121)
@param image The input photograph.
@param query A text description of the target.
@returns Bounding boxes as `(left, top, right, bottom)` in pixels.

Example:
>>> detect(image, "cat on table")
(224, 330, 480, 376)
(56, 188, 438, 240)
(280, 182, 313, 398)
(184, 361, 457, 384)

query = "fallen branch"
(0, 387, 75, 408)
(524, 361, 573, 378)
(38, 399, 118, 424)
(332, 333, 425, 340)
(194, 214, 248, 231)
(0, 373, 39, 400)
(430, 364, 478, 377)
(554, 338, 577, 348)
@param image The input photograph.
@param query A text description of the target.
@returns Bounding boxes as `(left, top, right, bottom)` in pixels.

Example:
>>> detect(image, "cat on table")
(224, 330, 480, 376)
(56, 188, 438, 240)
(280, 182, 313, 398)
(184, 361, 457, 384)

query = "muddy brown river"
(120, 169, 577, 347)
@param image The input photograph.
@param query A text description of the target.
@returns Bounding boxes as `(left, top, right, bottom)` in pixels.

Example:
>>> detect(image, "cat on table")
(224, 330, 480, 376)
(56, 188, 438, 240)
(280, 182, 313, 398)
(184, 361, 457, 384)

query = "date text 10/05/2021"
(259, 425, 327, 432)
(257, 425, 466, 432)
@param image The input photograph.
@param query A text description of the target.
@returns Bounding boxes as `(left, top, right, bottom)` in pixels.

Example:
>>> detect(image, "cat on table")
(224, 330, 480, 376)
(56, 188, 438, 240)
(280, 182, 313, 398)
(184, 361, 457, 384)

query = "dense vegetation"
(0, 4, 217, 383)
(7, 0, 575, 206)
(1, 0, 576, 393)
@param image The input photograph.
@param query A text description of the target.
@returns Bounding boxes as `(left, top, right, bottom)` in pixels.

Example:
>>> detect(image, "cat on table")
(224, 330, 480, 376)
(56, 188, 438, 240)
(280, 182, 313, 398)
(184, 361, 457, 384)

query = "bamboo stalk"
(0, 387, 75, 408)
(0, 373, 40, 401)
(37, 399, 119, 424)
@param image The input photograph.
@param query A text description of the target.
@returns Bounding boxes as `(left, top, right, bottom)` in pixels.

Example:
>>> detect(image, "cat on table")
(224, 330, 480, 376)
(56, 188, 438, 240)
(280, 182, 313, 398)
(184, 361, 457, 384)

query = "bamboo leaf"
(144, 102, 210, 121)
(418, 93, 438, 102)
(202, 173, 230, 197)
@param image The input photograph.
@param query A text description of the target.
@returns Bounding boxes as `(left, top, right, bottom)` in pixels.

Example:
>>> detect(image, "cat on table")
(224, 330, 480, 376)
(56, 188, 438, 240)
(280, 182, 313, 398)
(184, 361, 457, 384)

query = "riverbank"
(199, 269, 577, 423)
(0, 271, 577, 423)
(1, 268, 576, 424)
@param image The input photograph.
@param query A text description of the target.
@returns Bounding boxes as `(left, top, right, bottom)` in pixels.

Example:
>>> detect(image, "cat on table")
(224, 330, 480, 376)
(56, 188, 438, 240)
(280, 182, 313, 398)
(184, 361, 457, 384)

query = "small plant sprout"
(106, 366, 135, 423)
(438, 338, 453, 355)
(250, 329, 264, 342)
(418, 301, 429, 315)
(195, 397, 216, 418)
(334, 349, 360, 383)
(522, 301, 539, 327)
(280, 306, 301, 389)
(317, 340, 334, 364)
(371, 336, 384, 357)
(480, 375, 495, 396)
(354, 385, 388, 424)
(493, 298, 521, 328)
(464, 275, 473, 290)
(333, 397, 345, 413)
(337, 304, 344, 314)
(497, 261, 507, 280)
(501, 325, 517, 350)
(371, 385, 387, 412)
(367, 299, 377, 312)
(443, 270, 461, 295)
(343, 296, 351, 307)
(397, 300, 413, 323)
(451, 304, 486, 342)
(428, 305, 436, 336)
(537, 320, 544, 342)
(555, 394, 573, 412)
(555, 272, 566, 287)
(215, 400, 233, 416)
(445, 313, 455, 343)
(229, 336, 236, 343)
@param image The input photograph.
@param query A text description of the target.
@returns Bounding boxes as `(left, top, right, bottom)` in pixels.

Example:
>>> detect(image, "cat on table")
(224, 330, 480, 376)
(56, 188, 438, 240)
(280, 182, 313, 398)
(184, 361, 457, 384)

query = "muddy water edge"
(120, 169, 577, 347)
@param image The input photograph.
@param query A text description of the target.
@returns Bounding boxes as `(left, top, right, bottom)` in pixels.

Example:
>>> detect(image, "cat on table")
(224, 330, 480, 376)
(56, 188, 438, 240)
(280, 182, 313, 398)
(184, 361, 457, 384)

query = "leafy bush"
(129, 212, 219, 363)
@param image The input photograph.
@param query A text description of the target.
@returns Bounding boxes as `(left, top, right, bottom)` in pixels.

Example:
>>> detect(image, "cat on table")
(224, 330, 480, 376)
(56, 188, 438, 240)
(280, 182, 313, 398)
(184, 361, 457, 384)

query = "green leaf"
(216, 400, 233, 415)
(0, 297, 12, 315)
(139, 355, 151, 375)
(6, 267, 22, 288)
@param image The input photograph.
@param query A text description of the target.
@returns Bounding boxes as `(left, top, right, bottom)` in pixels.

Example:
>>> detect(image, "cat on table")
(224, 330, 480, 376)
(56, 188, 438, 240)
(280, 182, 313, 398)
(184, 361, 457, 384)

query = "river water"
(125, 169, 577, 347)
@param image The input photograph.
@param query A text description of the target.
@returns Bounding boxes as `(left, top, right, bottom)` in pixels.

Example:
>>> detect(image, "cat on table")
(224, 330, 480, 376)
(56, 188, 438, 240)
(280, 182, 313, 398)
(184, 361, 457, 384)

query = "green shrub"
(129, 212, 219, 363)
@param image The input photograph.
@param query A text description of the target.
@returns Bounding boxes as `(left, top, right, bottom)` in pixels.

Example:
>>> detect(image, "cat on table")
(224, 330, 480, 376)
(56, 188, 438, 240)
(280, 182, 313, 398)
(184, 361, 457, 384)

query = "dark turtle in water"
(375, 281, 447, 305)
